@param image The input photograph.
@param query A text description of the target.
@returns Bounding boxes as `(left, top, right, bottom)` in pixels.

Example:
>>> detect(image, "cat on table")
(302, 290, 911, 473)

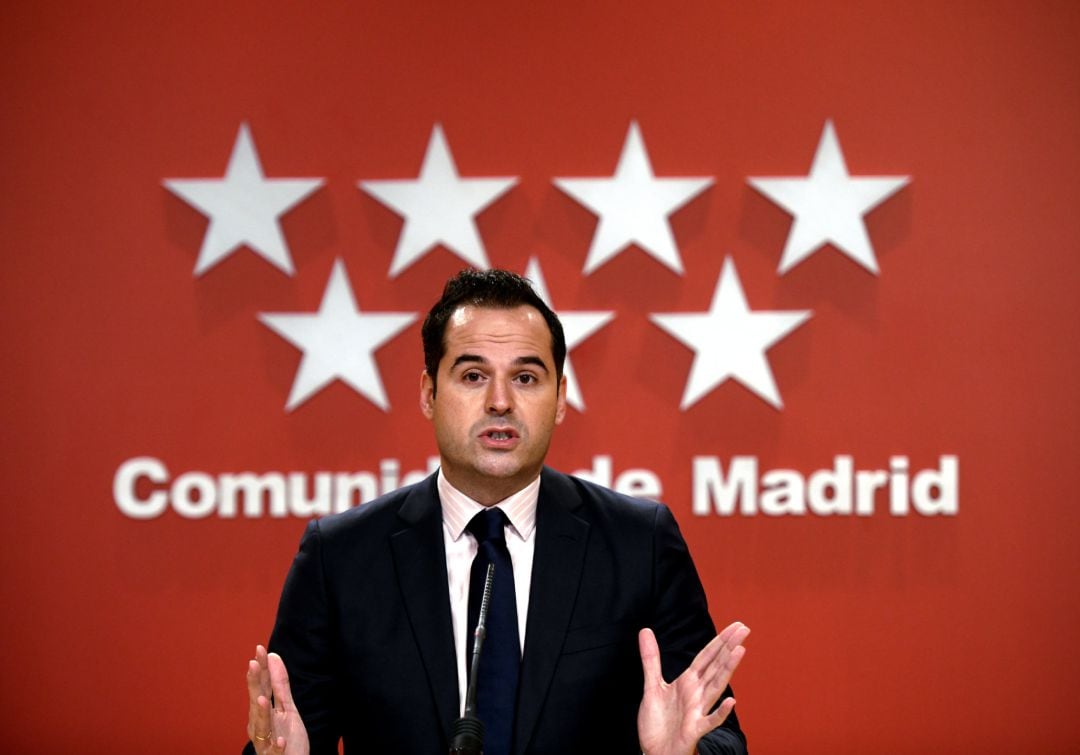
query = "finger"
(687, 630, 728, 677)
(256, 645, 272, 697)
(247, 657, 265, 705)
(248, 694, 274, 753)
(247, 654, 274, 748)
(268, 652, 296, 711)
(725, 622, 750, 649)
(689, 621, 747, 677)
(715, 621, 750, 655)
(696, 622, 750, 683)
(700, 624, 748, 681)
(638, 628, 663, 691)
(247, 661, 271, 729)
(701, 643, 747, 702)
(711, 623, 750, 670)
(701, 695, 737, 731)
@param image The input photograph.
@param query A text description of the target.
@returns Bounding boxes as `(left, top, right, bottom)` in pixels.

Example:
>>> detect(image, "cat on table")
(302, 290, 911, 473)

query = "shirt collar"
(438, 470, 540, 543)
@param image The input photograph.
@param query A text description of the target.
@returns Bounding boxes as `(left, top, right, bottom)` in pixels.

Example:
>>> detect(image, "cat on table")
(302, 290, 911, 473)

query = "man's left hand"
(637, 621, 750, 755)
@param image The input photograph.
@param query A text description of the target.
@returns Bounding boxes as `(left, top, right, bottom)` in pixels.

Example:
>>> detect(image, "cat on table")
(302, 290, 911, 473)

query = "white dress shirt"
(438, 470, 539, 715)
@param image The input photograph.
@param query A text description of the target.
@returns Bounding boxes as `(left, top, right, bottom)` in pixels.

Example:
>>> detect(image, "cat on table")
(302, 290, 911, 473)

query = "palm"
(266, 692, 309, 755)
(638, 668, 721, 754)
(637, 623, 749, 755)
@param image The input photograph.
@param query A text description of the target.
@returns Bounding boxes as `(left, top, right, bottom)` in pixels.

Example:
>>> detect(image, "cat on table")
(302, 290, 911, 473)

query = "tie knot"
(466, 507, 509, 544)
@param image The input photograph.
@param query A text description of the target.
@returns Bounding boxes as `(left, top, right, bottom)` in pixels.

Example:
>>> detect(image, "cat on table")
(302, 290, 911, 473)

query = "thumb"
(638, 627, 663, 691)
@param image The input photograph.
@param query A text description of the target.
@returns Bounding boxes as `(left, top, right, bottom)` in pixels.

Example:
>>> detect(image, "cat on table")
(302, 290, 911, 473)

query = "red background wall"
(2, 2, 1078, 752)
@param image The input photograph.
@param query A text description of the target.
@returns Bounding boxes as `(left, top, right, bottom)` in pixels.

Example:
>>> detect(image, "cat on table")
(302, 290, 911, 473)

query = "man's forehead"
(446, 304, 547, 333)
(442, 305, 553, 359)
(447, 302, 541, 325)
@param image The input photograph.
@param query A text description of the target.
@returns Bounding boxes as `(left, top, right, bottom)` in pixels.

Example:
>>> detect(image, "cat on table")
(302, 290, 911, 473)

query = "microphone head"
(448, 715, 484, 754)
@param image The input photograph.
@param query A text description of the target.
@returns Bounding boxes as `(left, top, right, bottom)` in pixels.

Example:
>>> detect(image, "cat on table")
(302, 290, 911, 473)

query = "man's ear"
(555, 374, 567, 425)
(420, 370, 436, 419)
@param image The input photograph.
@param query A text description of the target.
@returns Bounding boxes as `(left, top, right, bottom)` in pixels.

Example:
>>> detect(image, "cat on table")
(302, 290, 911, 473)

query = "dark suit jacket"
(257, 468, 746, 754)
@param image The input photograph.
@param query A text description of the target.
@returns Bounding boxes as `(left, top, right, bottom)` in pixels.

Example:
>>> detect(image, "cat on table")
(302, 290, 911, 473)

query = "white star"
(650, 257, 811, 410)
(554, 121, 713, 276)
(164, 123, 323, 277)
(749, 120, 909, 275)
(360, 124, 517, 277)
(523, 258, 614, 412)
(258, 259, 417, 412)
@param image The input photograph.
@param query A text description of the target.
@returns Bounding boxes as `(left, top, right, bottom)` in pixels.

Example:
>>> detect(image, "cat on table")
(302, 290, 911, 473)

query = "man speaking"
(245, 269, 749, 754)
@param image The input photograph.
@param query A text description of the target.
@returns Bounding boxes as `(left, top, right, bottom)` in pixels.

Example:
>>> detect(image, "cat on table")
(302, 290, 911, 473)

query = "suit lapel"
(514, 468, 590, 754)
(390, 475, 459, 743)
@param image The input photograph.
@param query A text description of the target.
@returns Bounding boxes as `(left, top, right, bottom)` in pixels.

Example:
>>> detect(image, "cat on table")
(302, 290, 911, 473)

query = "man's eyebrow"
(515, 355, 550, 373)
(450, 354, 487, 370)
(448, 354, 550, 373)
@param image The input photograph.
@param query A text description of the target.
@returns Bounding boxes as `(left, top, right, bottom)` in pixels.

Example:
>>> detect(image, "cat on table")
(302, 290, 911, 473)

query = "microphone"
(448, 562, 495, 755)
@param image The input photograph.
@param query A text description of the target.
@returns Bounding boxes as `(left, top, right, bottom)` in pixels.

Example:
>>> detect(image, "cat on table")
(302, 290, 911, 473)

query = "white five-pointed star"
(360, 124, 517, 277)
(258, 259, 417, 412)
(164, 123, 323, 277)
(524, 258, 614, 412)
(749, 120, 909, 275)
(555, 121, 713, 276)
(651, 257, 811, 410)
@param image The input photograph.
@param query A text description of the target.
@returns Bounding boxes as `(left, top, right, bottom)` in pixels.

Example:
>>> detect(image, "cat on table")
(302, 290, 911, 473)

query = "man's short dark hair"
(422, 269, 566, 390)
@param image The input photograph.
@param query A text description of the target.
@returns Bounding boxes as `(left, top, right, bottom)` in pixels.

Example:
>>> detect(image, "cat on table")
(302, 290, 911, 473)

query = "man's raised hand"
(246, 645, 310, 755)
(637, 621, 750, 755)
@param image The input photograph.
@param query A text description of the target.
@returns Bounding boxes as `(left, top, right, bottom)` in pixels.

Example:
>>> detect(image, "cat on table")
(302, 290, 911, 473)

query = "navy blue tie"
(466, 508, 520, 755)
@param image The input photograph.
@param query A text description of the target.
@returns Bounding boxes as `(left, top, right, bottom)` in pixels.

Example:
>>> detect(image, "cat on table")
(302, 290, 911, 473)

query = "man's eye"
(463, 372, 483, 383)
(517, 374, 536, 385)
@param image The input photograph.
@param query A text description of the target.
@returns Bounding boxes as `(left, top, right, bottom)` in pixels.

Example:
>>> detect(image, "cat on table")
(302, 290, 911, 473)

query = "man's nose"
(486, 378, 513, 414)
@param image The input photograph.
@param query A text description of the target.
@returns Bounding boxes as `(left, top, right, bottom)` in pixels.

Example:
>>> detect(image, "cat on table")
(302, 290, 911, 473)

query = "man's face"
(420, 304, 567, 505)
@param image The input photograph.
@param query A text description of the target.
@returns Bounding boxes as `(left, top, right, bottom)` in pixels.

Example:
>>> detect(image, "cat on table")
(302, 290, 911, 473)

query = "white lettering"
(808, 456, 853, 515)
(855, 469, 888, 516)
(760, 469, 804, 515)
(333, 472, 377, 513)
(572, 456, 663, 499)
(114, 456, 443, 519)
(218, 473, 287, 518)
(289, 473, 332, 517)
(691, 454, 960, 518)
(572, 455, 613, 487)
(401, 456, 442, 488)
(912, 456, 958, 515)
(614, 468, 662, 500)
(380, 458, 399, 491)
(113, 457, 169, 519)
(171, 472, 217, 518)
(692, 456, 758, 515)
(889, 456, 910, 515)
(114, 453, 959, 520)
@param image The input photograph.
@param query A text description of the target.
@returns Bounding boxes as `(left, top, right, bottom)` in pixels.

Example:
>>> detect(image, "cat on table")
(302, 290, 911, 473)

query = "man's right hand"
(246, 645, 310, 755)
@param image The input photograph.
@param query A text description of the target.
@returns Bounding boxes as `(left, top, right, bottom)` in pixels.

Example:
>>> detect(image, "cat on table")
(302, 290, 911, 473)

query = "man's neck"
(438, 470, 541, 507)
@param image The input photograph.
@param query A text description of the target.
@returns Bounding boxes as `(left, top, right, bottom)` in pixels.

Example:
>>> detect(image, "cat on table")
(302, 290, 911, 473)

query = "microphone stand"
(448, 563, 495, 755)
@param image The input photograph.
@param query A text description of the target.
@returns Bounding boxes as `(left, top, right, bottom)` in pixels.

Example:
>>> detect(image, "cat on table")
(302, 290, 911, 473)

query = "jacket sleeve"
(266, 519, 344, 755)
(650, 504, 747, 755)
